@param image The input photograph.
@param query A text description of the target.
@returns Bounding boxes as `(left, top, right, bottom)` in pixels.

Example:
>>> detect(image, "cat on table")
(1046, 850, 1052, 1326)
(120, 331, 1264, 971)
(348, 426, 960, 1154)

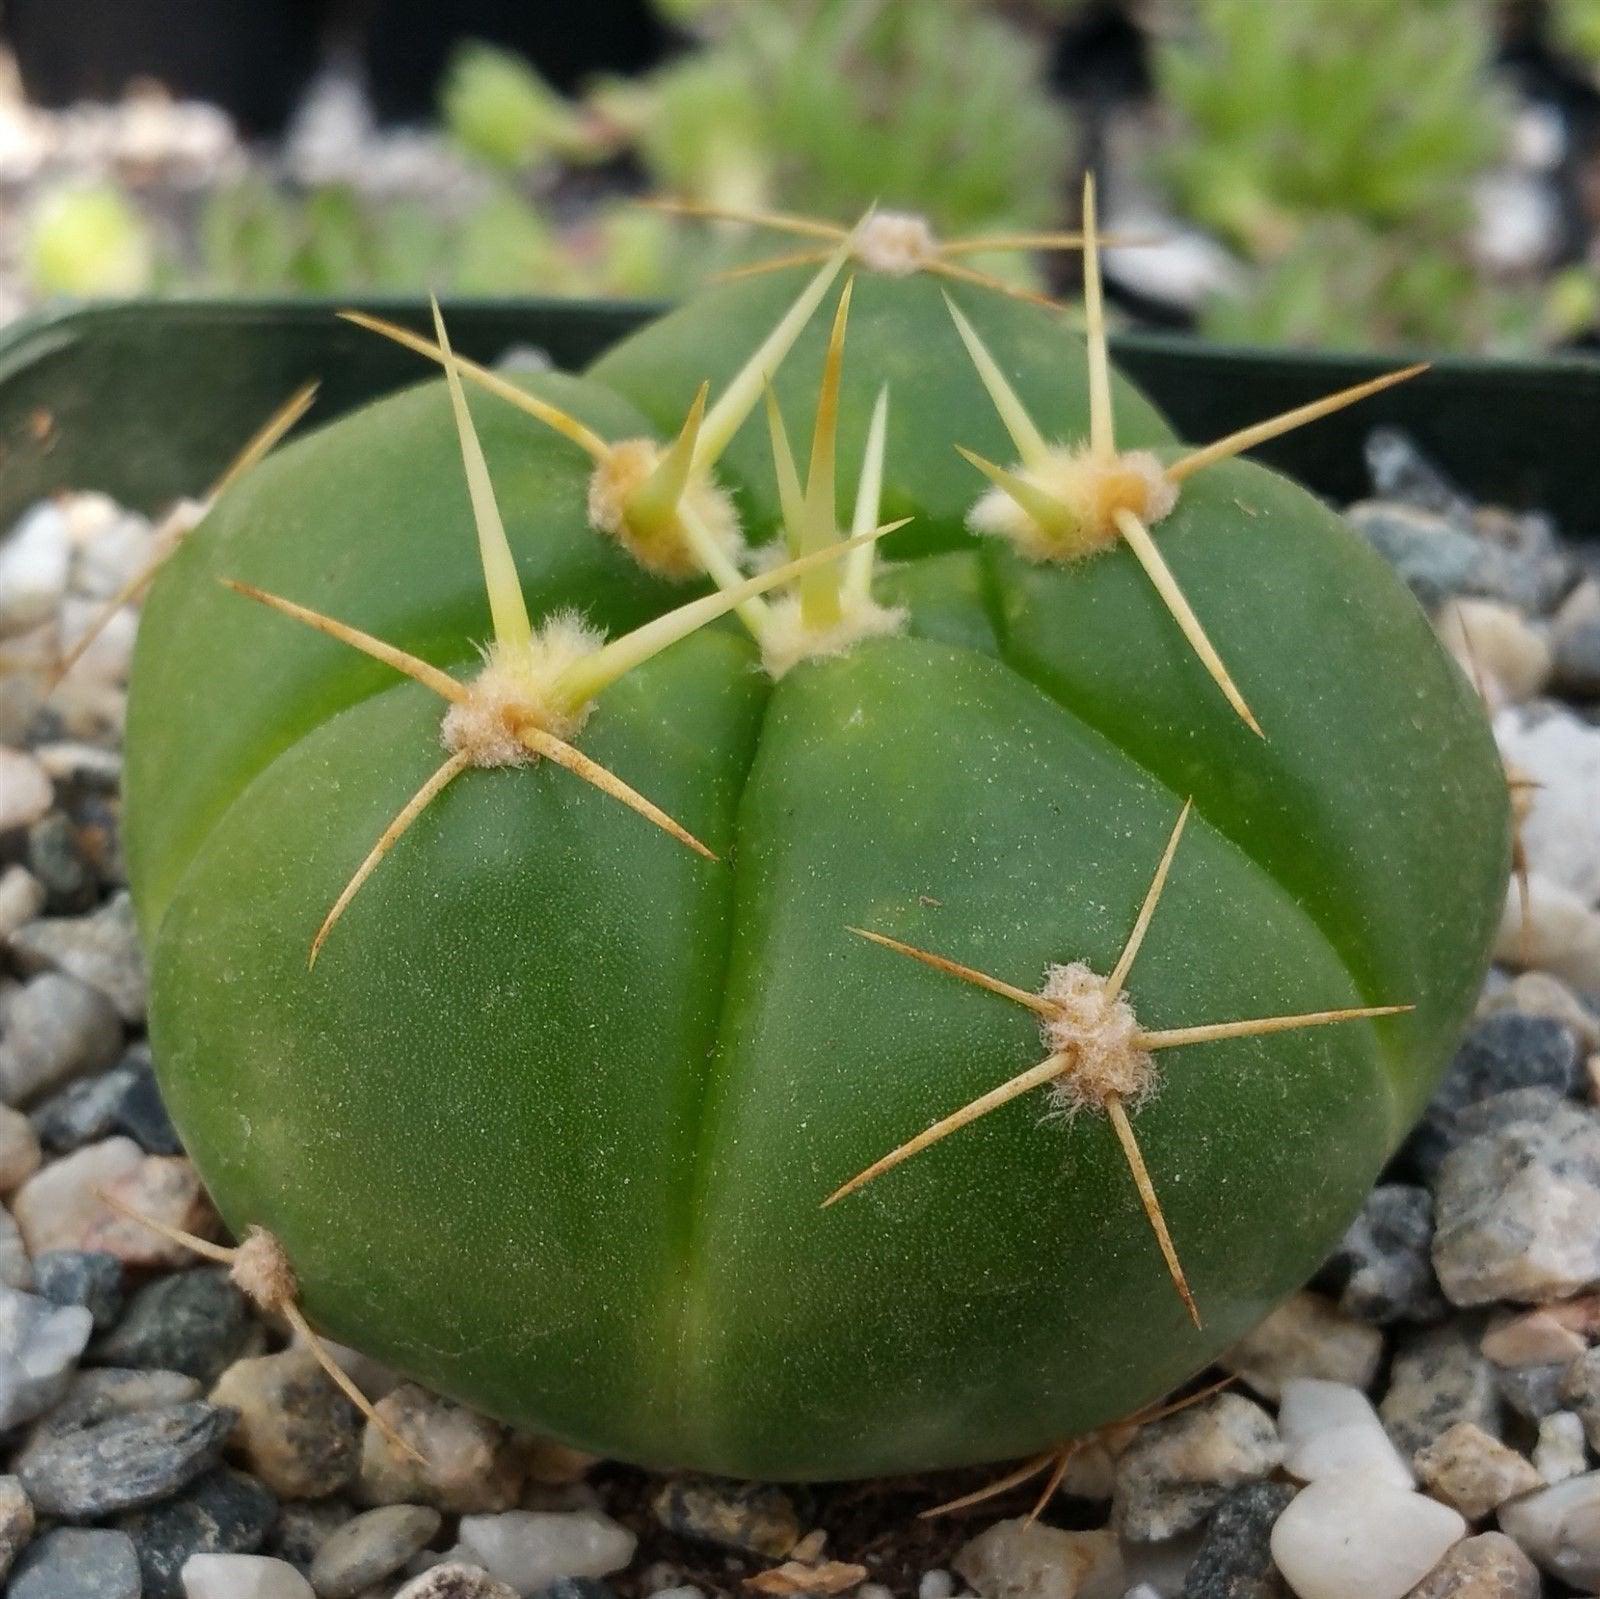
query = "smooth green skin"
(128, 302, 1508, 1479)
(588, 268, 1176, 558)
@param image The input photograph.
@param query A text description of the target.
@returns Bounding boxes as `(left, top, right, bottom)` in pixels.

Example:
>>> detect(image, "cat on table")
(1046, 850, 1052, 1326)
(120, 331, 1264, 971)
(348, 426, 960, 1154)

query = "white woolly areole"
(854, 211, 940, 276)
(967, 446, 1178, 563)
(230, 1226, 298, 1309)
(759, 593, 907, 680)
(1038, 960, 1157, 1118)
(440, 612, 603, 765)
(586, 439, 744, 578)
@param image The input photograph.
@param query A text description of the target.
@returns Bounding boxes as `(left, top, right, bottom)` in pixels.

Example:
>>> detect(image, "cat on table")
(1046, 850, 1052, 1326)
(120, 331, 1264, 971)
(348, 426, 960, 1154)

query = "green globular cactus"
(124, 197, 1508, 1481)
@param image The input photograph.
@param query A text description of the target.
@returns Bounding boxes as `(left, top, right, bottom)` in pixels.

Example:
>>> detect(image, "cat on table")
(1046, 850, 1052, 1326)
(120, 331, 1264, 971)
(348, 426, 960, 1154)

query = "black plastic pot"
(3, 0, 326, 135)
(0, 298, 1595, 542)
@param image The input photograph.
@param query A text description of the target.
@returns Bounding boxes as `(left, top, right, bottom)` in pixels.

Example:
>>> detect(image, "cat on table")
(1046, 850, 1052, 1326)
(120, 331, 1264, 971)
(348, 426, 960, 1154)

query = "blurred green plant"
(1550, 0, 1600, 66)
(1156, 0, 1505, 257)
(24, 182, 157, 297)
(611, 0, 1071, 235)
(441, 41, 606, 170)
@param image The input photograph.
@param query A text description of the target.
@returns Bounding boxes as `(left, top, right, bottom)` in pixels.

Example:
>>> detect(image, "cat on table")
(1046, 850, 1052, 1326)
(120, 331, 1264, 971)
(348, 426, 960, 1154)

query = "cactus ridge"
(828, 798, 1411, 1327)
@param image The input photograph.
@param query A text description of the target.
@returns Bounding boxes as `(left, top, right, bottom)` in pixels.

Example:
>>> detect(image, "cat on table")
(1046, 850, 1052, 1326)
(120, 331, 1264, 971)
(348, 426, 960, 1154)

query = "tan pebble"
(359, 1384, 523, 1514)
(1218, 1291, 1383, 1401)
(12, 1136, 142, 1256)
(1413, 1422, 1543, 1521)
(83, 1155, 219, 1267)
(1481, 1310, 1588, 1369)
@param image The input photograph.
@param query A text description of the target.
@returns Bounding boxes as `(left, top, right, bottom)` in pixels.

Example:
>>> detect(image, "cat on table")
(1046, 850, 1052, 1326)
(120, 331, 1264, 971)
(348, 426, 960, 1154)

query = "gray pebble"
(1432, 1088, 1600, 1305)
(93, 1266, 252, 1383)
(1497, 1360, 1571, 1422)
(1320, 1184, 1444, 1324)
(26, 811, 98, 912)
(32, 1250, 124, 1330)
(0, 1474, 34, 1580)
(0, 972, 122, 1104)
(1561, 1348, 1600, 1451)
(112, 1053, 180, 1154)
(1406, 1013, 1583, 1180)
(32, 1061, 141, 1151)
(29, 1365, 202, 1441)
(7, 891, 146, 1022)
(1365, 429, 1475, 519)
(311, 1505, 443, 1598)
(1553, 617, 1600, 698)
(1112, 1394, 1282, 1542)
(1381, 1319, 1501, 1457)
(117, 1466, 278, 1599)
(18, 1398, 237, 1519)
(270, 1497, 356, 1569)
(8, 1526, 140, 1599)
(0, 1204, 33, 1291)
(1179, 1479, 1294, 1599)
(0, 1283, 94, 1429)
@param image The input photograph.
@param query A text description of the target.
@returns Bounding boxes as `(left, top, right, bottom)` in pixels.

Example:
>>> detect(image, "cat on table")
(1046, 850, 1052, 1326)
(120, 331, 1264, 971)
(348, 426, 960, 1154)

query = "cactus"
(124, 196, 1508, 1480)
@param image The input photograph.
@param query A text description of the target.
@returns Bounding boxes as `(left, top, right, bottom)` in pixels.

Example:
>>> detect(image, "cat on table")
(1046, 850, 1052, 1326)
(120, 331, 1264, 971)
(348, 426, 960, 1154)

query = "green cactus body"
(126, 243, 1508, 1480)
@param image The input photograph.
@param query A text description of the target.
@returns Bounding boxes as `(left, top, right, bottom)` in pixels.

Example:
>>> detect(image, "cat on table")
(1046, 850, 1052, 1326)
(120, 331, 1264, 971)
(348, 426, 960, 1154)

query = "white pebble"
(0, 504, 70, 636)
(12, 1137, 143, 1256)
(0, 749, 51, 836)
(1496, 708, 1600, 904)
(182, 1552, 314, 1598)
(1269, 1471, 1465, 1599)
(1497, 1471, 1600, 1590)
(455, 1509, 636, 1596)
(918, 1570, 955, 1599)
(0, 1284, 93, 1429)
(1535, 1412, 1589, 1485)
(0, 868, 44, 942)
(1279, 1379, 1413, 1488)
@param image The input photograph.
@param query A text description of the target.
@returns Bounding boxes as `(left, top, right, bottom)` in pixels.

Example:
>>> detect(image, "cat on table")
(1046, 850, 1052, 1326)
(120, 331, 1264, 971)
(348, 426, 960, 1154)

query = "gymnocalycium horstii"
(120, 184, 1508, 1480)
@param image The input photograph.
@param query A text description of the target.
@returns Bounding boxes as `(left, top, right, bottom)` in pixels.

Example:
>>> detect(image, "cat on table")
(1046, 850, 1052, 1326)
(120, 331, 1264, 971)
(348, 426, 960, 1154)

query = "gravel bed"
(0, 428, 1597, 1598)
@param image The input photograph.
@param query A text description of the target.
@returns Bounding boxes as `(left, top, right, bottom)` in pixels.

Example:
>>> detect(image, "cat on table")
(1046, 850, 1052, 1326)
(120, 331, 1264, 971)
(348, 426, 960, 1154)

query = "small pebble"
(1560, 1346, 1600, 1450)
(0, 973, 122, 1104)
(310, 1504, 442, 1598)
(18, 1398, 237, 1519)
(0, 504, 70, 635)
(0, 1100, 41, 1191)
(1479, 1307, 1586, 1367)
(1494, 1360, 1569, 1422)
(454, 1509, 636, 1595)
(1381, 1320, 1502, 1457)
(394, 1566, 519, 1599)
(8, 891, 146, 1021)
(360, 1385, 524, 1514)
(1111, 1392, 1281, 1541)
(1177, 1479, 1292, 1599)
(93, 1266, 252, 1383)
(1411, 1421, 1542, 1520)
(1496, 708, 1600, 903)
(0, 865, 44, 941)
(1534, 1410, 1589, 1483)
(1431, 1088, 1600, 1305)
(26, 810, 100, 910)
(1500, 873, 1600, 993)
(32, 1249, 124, 1329)
(112, 1052, 181, 1153)
(1404, 1531, 1538, 1599)
(1407, 1012, 1584, 1179)
(0, 1203, 33, 1290)
(32, 1060, 142, 1152)
(1553, 615, 1600, 697)
(1496, 1470, 1600, 1590)
(0, 1282, 93, 1428)
(1269, 1470, 1465, 1599)
(1278, 1378, 1412, 1487)
(84, 1153, 218, 1267)
(1218, 1291, 1383, 1400)
(1319, 1184, 1443, 1324)
(121, 1467, 278, 1599)
(211, 1343, 362, 1499)
(0, 1474, 34, 1580)
(9, 1526, 141, 1599)
(181, 1552, 314, 1598)
(13, 1135, 143, 1256)
(651, 1476, 801, 1558)
(35, 1365, 202, 1438)
(918, 1570, 956, 1599)
(270, 1498, 353, 1569)
(1437, 598, 1552, 704)
(953, 1519, 1124, 1599)
(0, 747, 53, 835)
(1478, 969, 1600, 1050)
